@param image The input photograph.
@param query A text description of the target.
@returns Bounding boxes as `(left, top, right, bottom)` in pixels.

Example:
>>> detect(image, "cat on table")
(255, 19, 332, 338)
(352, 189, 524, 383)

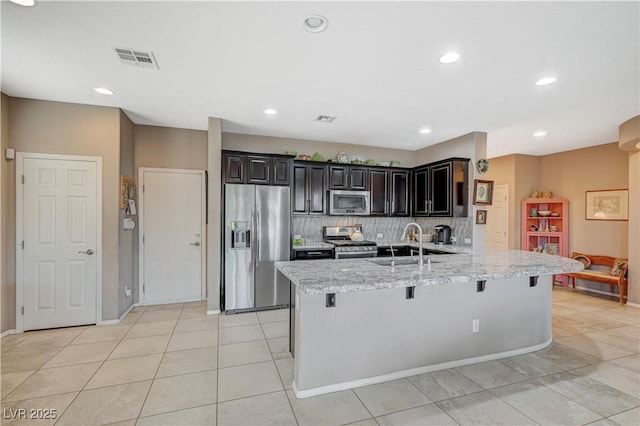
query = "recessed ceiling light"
(9, 0, 37, 6)
(533, 131, 547, 137)
(264, 108, 278, 115)
(535, 77, 556, 86)
(94, 87, 114, 95)
(303, 15, 328, 33)
(439, 52, 460, 64)
(419, 128, 432, 134)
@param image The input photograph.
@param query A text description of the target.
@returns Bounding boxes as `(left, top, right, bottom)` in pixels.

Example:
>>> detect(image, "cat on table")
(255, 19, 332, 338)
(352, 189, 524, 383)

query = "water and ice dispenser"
(230, 221, 251, 249)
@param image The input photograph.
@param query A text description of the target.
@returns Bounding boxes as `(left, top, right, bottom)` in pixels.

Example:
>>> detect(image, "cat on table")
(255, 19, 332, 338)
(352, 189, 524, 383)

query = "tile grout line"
(216, 309, 221, 426)
(51, 309, 143, 425)
(258, 316, 300, 425)
(135, 304, 183, 421)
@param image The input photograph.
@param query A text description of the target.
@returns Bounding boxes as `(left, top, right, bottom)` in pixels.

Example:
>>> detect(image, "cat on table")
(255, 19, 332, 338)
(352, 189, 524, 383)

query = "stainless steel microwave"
(328, 190, 370, 215)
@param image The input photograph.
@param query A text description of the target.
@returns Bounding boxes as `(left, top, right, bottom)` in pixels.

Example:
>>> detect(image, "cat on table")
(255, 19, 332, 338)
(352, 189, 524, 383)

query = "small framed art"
(473, 179, 494, 205)
(476, 209, 487, 224)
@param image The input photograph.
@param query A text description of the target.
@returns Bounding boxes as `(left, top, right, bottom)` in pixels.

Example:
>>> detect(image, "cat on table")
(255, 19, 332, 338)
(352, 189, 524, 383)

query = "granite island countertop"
(276, 250, 583, 295)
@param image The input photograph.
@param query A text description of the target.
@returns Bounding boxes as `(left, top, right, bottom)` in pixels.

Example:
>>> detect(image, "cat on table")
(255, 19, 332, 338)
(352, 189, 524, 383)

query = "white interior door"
(140, 168, 205, 305)
(19, 154, 101, 331)
(486, 184, 509, 249)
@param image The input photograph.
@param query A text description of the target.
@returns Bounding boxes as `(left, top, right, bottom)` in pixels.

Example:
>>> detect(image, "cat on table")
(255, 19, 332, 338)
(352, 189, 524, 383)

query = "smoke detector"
(113, 47, 159, 69)
(315, 115, 336, 123)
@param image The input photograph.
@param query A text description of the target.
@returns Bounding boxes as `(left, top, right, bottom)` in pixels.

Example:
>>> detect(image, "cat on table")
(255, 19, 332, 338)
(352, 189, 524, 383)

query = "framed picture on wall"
(120, 175, 135, 209)
(476, 210, 487, 225)
(585, 189, 628, 220)
(473, 179, 494, 205)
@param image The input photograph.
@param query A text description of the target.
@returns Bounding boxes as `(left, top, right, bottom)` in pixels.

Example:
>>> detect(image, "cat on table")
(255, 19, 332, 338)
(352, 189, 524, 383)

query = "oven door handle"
(335, 251, 377, 259)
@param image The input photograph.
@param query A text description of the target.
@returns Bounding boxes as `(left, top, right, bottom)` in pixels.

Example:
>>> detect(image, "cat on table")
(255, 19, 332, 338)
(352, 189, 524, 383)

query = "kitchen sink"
(367, 257, 440, 266)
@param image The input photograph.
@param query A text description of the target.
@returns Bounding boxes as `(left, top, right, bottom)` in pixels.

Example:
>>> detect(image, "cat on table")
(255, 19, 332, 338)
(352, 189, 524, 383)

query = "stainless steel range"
(323, 226, 378, 259)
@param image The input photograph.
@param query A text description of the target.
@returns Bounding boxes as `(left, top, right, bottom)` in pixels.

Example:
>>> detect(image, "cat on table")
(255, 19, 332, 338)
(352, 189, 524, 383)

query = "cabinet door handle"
(307, 199, 310, 212)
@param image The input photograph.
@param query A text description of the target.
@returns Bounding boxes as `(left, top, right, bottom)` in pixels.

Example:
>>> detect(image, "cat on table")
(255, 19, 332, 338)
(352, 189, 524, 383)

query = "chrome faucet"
(401, 222, 424, 267)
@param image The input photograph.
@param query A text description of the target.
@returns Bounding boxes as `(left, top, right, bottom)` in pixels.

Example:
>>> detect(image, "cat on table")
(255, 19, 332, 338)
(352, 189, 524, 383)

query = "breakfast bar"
(276, 250, 584, 398)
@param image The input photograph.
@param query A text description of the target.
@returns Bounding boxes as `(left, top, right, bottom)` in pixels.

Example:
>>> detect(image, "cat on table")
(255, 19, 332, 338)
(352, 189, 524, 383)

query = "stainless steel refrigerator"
(224, 184, 291, 313)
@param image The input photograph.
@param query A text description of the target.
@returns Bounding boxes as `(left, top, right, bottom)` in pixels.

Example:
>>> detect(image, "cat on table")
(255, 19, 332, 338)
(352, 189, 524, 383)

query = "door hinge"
(142, 235, 145, 243)
(21, 306, 24, 315)
(20, 241, 24, 249)
(21, 175, 25, 184)
(143, 285, 145, 293)
(142, 185, 145, 193)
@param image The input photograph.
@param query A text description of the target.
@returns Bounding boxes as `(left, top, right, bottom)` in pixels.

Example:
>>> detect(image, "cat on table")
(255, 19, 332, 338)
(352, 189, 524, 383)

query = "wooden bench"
(558, 252, 628, 305)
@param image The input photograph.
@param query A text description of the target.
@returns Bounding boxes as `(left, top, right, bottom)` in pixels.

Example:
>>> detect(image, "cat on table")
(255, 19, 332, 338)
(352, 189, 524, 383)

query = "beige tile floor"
(1, 288, 639, 425)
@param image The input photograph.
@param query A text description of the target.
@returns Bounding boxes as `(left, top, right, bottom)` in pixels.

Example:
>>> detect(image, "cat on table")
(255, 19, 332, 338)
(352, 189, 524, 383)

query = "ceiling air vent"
(113, 47, 159, 69)
(315, 115, 336, 123)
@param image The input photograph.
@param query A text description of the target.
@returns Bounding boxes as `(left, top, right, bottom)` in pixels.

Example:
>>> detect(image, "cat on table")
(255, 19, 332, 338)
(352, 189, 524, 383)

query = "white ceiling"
(2, 1, 638, 158)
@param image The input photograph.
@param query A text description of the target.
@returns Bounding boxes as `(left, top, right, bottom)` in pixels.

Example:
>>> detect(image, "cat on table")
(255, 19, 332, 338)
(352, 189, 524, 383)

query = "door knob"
(78, 249, 95, 255)
(190, 242, 200, 247)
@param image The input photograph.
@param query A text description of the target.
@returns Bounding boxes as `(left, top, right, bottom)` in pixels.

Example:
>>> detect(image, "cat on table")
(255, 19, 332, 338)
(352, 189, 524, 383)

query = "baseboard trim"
(625, 301, 640, 309)
(207, 309, 221, 315)
(573, 285, 620, 298)
(118, 303, 136, 321)
(1, 329, 17, 338)
(292, 337, 553, 399)
(97, 319, 120, 325)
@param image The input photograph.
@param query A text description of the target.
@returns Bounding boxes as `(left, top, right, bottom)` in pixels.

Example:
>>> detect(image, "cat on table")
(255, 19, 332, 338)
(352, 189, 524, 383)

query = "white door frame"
(16, 152, 103, 333)
(138, 167, 207, 305)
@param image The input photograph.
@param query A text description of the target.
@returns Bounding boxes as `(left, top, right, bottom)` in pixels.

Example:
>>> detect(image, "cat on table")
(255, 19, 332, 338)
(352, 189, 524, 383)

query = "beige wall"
(1, 94, 13, 333)
(119, 111, 135, 317)
(222, 133, 417, 167)
(134, 125, 208, 170)
(208, 118, 222, 313)
(628, 152, 640, 305)
(538, 143, 629, 257)
(4, 97, 122, 324)
(488, 143, 631, 298)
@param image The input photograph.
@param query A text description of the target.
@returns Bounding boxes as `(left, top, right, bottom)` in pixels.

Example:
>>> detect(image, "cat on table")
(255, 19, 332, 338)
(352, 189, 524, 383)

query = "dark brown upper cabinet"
(369, 168, 410, 217)
(292, 162, 327, 215)
(413, 158, 468, 217)
(328, 165, 368, 190)
(223, 152, 291, 186)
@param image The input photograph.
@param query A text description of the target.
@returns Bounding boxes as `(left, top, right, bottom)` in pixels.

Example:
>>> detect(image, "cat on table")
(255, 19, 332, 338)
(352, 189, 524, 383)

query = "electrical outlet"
(125, 286, 132, 297)
(464, 238, 472, 244)
(377, 233, 384, 239)
(472, 319, 480, 333)
(450, 236, 457, 243)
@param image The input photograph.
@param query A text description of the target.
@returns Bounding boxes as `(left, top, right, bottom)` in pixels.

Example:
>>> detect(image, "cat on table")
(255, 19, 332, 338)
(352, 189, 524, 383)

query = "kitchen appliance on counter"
(433, 224, 452, 244)
(224, 184, 290, 314)
(328, 190, 370, 215)
(323, 225, 377, 259)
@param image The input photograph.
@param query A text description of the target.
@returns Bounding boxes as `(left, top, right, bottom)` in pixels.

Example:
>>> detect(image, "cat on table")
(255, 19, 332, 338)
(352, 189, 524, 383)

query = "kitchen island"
(276, 250, 583, 398)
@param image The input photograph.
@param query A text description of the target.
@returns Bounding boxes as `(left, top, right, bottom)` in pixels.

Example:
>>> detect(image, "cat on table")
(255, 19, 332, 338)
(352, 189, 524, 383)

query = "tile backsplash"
(292, 216, 472, 245)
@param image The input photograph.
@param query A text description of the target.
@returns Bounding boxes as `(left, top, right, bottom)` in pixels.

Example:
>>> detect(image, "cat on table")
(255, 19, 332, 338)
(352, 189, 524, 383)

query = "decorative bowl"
(551, 212, 560, 217)
(390, 160, 401, 167)
(538, 210, 552, 217)
(530, 224, 539, 232)
(365, 159, 377, 166)
(377, 161, 391, 167)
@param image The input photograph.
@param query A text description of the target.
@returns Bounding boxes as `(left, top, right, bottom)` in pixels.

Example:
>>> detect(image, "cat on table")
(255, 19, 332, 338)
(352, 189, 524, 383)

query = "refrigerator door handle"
(256, 205, 261, 268)
(252, 203, 259, 268)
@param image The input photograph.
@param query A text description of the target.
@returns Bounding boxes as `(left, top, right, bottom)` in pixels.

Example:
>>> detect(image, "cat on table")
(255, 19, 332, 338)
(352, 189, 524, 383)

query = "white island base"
(292, 276, 552, 398)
